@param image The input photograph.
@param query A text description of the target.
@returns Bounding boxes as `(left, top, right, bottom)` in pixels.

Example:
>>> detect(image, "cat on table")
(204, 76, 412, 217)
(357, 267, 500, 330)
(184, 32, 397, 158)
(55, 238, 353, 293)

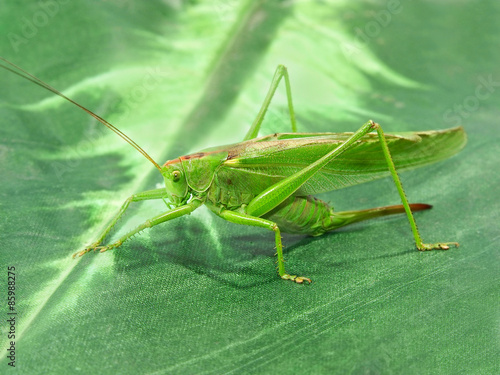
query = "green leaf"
(1, 1, 498, 374)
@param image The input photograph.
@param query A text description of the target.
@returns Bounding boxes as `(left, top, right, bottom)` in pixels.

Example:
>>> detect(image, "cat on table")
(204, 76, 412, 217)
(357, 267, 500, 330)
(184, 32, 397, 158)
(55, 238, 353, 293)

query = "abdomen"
(263, 196, 334, 236)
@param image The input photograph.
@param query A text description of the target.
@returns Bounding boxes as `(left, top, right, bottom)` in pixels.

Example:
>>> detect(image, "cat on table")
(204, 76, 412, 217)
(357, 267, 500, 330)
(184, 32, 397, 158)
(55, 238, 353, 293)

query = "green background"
(1, 1, 498, 374)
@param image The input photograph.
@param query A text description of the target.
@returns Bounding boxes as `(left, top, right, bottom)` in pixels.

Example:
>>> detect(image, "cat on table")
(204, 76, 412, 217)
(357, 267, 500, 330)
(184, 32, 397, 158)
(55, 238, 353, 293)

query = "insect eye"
(171, 170, 181, 181)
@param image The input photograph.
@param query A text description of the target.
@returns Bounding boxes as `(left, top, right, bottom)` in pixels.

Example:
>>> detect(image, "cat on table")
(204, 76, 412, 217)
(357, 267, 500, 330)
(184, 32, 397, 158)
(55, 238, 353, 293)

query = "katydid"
(1, 58, 466, 283)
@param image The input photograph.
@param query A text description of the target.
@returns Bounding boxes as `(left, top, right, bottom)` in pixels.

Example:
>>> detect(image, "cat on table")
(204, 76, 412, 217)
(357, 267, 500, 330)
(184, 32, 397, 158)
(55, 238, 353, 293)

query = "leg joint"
(369, 120, 379, 129)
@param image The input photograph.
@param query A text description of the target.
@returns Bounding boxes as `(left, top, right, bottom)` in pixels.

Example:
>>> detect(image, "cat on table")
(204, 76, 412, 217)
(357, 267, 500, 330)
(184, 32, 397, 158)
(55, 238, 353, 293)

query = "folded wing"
(220, 127, 466, 196)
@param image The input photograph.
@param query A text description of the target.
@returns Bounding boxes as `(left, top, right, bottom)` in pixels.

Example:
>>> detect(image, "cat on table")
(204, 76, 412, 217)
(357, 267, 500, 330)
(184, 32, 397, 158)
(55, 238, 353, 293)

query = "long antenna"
(0, 56, 162, 171)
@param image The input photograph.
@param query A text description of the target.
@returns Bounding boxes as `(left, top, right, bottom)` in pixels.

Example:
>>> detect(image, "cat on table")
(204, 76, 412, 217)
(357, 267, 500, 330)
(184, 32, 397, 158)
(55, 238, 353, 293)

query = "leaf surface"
(0, 1, 498, 374)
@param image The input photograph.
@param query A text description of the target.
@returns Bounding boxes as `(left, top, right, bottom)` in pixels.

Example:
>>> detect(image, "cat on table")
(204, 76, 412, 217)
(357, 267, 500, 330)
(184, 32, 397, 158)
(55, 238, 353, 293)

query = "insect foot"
(72, 243, 106, 258)
(418, 242, 459, 251)
(72, 246, 95, 258)
(281, 274, 312, 284)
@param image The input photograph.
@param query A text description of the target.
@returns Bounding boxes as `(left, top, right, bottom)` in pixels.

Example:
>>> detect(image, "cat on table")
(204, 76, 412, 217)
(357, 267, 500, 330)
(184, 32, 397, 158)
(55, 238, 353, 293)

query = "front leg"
(75, 188, 189, 257)
(217, 209, 311, 284)
(80, 199, 203, 256)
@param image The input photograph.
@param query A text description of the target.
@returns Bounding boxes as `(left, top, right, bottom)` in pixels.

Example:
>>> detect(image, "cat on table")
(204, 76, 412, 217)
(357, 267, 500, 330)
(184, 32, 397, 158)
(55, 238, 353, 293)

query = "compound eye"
(171, 170, 181, 182)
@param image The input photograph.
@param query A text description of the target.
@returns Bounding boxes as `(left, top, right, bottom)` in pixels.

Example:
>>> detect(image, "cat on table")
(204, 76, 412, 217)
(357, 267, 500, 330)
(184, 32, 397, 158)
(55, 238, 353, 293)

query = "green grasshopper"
(1, 58, 466, 283)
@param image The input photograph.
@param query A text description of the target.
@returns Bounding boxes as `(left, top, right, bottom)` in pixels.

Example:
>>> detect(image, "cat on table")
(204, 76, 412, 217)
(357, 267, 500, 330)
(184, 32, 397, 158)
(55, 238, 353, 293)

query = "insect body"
(1, 59, 466, 283)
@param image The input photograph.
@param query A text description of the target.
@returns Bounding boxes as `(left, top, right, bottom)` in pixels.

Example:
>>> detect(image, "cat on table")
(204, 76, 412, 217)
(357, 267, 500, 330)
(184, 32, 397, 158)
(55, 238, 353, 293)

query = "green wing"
(219, 127, 466, 196)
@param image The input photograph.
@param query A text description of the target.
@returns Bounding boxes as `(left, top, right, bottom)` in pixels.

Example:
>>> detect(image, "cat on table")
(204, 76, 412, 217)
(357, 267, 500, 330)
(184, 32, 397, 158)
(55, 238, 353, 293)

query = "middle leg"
(217, 209, 311, 283)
